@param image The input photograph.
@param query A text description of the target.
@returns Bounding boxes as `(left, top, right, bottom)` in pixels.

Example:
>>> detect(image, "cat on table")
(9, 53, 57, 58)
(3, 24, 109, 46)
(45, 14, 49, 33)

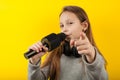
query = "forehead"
(60, 11, 79, 22)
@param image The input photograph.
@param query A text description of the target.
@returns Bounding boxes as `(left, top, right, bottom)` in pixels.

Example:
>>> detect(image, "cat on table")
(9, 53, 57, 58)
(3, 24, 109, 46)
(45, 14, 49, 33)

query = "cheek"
(73, 32, 80, 39)
(71, 28, 82, 39)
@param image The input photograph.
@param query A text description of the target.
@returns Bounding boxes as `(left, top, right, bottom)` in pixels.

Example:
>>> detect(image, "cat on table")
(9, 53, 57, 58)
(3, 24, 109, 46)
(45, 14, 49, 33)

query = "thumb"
(70, 39, 75, 46)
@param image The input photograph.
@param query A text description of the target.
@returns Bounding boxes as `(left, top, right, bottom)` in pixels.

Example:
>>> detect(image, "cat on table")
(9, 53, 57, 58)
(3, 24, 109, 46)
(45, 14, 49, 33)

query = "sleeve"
(82, 48, 108, 80)
(28, 59, 50, 80)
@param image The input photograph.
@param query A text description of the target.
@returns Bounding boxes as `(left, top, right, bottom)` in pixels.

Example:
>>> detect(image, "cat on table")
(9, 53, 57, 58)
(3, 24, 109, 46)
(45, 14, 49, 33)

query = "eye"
(67, 22, 74, 25)
(69, 22, 73, 24)
(60, 24, 64, 28)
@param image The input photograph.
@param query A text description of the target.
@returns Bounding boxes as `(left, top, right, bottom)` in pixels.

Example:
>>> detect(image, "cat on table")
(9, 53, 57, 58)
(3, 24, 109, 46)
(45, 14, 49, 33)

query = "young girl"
(28, 6, 108, 80)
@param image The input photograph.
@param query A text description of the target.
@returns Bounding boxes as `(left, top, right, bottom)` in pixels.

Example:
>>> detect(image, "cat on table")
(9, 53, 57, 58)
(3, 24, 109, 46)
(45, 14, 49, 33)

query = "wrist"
(29, 58, 40, 65)
(86, 46, 96, 63)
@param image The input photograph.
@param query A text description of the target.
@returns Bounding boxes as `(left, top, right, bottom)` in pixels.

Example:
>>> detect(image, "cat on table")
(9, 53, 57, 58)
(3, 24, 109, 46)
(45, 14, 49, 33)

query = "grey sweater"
(28, 50, 108, 80)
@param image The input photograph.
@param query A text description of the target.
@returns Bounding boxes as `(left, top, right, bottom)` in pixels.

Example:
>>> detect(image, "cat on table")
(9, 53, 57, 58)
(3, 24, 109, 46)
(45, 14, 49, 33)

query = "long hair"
(41, 5, 107, 80)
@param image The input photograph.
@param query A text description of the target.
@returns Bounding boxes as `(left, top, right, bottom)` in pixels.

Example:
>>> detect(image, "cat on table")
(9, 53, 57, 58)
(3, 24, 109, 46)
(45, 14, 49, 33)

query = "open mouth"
(65, 35, 71, 41)
(63, 33, 72, 41)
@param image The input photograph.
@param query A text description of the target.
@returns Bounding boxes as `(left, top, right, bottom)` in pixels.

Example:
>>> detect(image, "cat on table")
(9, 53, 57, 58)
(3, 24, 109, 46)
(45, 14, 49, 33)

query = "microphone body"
(24, 33, 66, 59)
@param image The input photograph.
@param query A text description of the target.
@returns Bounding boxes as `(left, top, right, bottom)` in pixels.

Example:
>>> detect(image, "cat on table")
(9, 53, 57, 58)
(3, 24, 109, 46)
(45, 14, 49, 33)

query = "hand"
(70, 32, 95, 63)
(29, 42, 48, 64)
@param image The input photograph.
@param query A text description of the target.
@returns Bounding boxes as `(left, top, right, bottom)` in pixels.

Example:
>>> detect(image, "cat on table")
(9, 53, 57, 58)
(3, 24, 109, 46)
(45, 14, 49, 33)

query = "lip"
(65, 34, 71, 40)
(65, 34, 70, 38)
(65, 33, 71, 36)
(63, 33, 72, 39)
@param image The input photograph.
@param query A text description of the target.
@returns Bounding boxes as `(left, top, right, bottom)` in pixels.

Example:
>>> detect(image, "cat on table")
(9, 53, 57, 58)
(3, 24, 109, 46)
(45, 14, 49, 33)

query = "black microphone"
(24, 33, 66, 59)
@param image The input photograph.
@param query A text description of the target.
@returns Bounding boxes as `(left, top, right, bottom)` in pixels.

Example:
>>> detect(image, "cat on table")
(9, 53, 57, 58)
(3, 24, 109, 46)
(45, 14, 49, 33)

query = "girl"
(28, 6, 108, 80)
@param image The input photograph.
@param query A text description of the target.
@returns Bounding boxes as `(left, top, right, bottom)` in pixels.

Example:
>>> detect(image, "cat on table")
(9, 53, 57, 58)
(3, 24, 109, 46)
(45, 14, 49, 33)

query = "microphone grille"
(57, 33, 66, 41)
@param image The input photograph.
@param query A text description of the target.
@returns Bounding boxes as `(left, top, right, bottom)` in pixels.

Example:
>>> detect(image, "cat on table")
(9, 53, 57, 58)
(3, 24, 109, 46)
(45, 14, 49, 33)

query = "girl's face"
(60, 11, 86, 41)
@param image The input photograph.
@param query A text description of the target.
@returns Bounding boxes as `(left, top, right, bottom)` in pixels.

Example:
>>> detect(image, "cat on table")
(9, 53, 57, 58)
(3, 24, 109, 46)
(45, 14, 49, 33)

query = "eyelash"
(60, 24, 64, 28)
(60, 22, 74, 28)
(69, 22, 73, 24)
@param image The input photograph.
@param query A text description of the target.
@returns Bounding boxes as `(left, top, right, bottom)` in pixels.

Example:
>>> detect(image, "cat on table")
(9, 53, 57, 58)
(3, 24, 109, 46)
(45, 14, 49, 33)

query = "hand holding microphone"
(28, 42, 48, 64)
(24, 33, 66, 64)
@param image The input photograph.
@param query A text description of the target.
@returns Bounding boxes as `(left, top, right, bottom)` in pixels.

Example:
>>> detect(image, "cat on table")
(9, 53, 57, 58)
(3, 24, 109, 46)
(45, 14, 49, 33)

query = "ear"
(81, 21, 88, 32)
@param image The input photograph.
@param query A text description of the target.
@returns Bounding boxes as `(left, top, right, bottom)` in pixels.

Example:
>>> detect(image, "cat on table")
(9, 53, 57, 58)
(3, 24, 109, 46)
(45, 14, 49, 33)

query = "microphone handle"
(24, 33, 66, 59)
(24, 48, 45, 59)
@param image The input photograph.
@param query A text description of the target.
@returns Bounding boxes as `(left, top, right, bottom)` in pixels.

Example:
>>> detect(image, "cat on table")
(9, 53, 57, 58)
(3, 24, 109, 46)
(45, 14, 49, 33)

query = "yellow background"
(0, 0, 120, 80)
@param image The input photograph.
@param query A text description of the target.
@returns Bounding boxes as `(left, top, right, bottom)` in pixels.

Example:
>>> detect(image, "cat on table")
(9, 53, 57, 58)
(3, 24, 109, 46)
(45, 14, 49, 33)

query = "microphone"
(24, 33, 66, 59)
